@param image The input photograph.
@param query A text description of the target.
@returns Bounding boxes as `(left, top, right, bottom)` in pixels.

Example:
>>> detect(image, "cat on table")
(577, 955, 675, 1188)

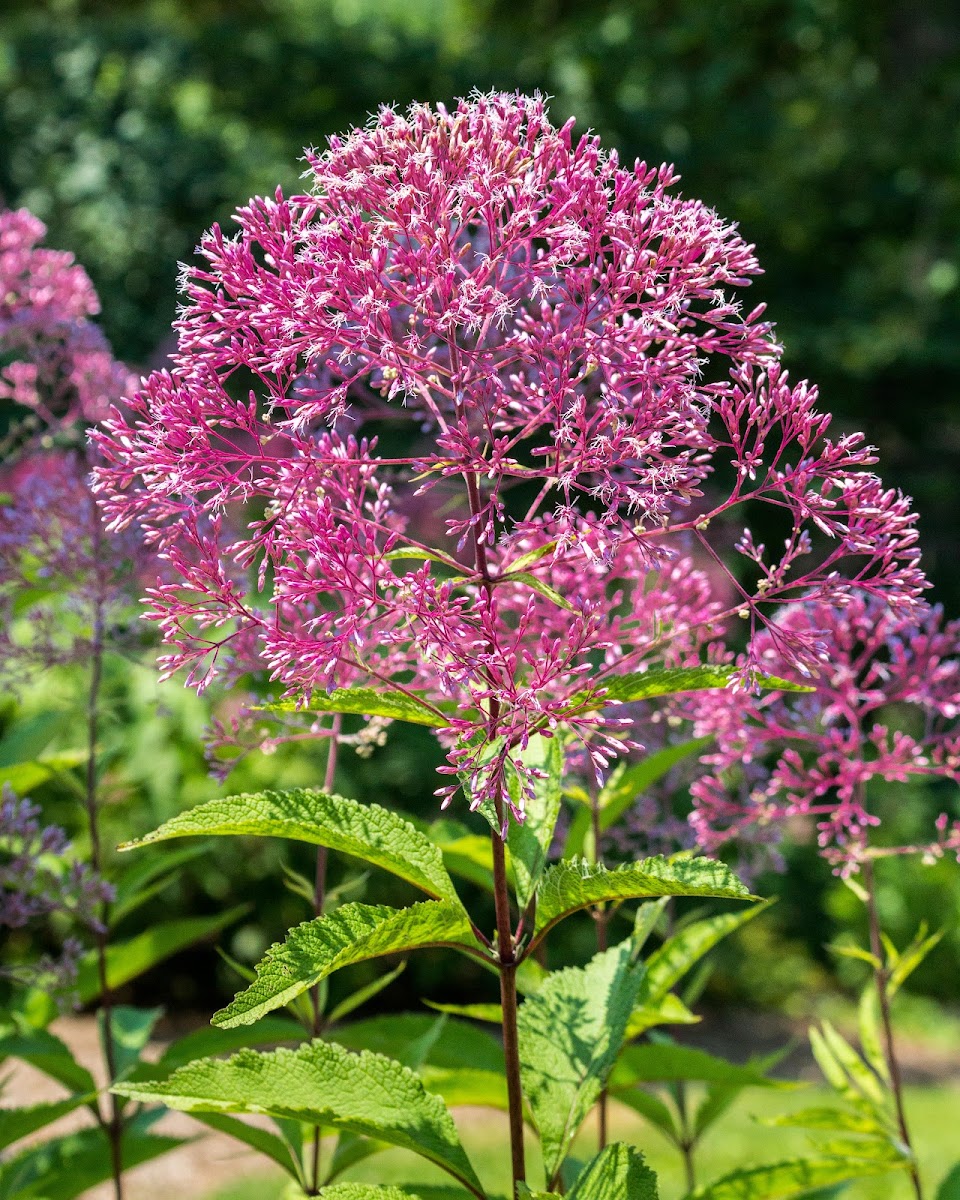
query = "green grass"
(208, 1084, 960, 1199)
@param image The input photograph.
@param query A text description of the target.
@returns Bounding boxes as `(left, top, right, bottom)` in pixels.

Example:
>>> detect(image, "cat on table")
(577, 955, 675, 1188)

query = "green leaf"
(214, 901, 480, 1028)
(504, 540, 559, 575)
(423, 1001, 502, 1023)
(0, 752, 87, 796)
(533, 856, 752, 944)
(110, 843, 210, 922)
(613, 1087, 679, 1142)
(0, 1115, 186, 1200)
(887, 924, 944, 997)
(0, 1027, 95, 1094)
(147, 1016, 305, 1076)
(318, 1189, 428, 1200)
(112, 1039, 483, 1196)
(639, 900, 773, 1005)
(262, 687, 453, 727)
(123, 789, 463, 906)
(684, 1155, 903, 1200)
(625, 993, 700, 1040)
(436, 832, 495, 893)
(191, 1112, 300, 1177)
(333, 1014, 504, 1074)
(75, 907, 247, 1004)
(328, 959, 408, 1024)
(99, 1005, 163, 1082)
(570, 665, 812, 713)
(612, 1043, 787, 1090)
(0, 1095, 94, 1152)
(762, 1106, 886, 1135)
(518, 942, 644, 1182)
(504, 570, 575, 611)
(857, 984, 891, 1085)
(935, 1162, 960, 1200)
(566, 1143, 659, 1199)
(816, 1022, 886, 1110)
(600, 741, 713, 832)
(508, 734, 564, 911)
(419, 1065, 509, 1110)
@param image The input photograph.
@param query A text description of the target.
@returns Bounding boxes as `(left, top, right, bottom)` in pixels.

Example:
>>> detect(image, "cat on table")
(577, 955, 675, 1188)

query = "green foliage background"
(1, 0, 959, 1016)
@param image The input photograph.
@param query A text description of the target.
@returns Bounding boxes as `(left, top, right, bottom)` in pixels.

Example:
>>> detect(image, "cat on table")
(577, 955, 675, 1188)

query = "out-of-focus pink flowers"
(0, 207, 148, 672)
(690, 596, 960, 875)
(92, 92, 928, 814)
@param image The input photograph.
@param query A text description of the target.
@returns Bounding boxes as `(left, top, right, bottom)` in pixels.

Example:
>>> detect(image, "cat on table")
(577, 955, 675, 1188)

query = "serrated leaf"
(611, 1043, 786, 1090)
(98, 1005, 163, 1082)
(508, 734, 564, 911)
(566, 1143, 659, 1199)
(75, 907, 247, 1004)
(0, 1027, 95, 1094)
(150, 1016, 305, 1075)
(533, 856, 752, 945)
(192, 1112, 300, 1176)
(263, 687, 453, 727)
(214, 901, 479, 1028)
(328, 959, 407, 1025)
(570, 665, 812, 713)
(639, 900, 773, 1005)
(0, 1094, 94, 1152)
(112, 1040, 483, 1196)
(518, 943, 644, 1182)
(123, 790, 463, 907)
(318, 1188, 427, 1200)
(684, 1155, 902, 1199)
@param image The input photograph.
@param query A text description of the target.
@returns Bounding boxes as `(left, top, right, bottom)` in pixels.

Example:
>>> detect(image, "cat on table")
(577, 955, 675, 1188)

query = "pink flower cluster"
(0, 208, 147, 673)
(92, 93, 927, 814)
(690, 596, 960, 874)
(0, 208, 130, 440)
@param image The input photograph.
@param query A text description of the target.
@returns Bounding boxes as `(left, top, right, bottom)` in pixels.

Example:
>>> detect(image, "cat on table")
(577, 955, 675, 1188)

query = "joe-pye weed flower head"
(94, 92, 927, 816)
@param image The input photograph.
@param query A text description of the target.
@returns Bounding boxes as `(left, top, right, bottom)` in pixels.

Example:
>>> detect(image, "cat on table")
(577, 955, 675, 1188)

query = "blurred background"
(1, 0, 958, 1033)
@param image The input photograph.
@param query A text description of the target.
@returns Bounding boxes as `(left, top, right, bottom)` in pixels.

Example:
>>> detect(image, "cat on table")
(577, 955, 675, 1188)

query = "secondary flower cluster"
(690, 596, 960, 874)
(92, 92, 927, 814)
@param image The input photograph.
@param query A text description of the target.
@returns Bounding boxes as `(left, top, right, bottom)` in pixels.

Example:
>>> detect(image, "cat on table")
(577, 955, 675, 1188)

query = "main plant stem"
(308, 716, 342, 1194)
(862, 859, 922, 1200)
(492, 797, 527, 1195)
(85, 576, 124, 1199)
(590, 783, 610, 1150)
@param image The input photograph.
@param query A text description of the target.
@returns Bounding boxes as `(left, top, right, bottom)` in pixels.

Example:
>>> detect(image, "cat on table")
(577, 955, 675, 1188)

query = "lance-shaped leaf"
(508, 734, 564, 911)
(122, 789, 463, 907)
(683, 1154, 905, 1199)
(637, 899, 773, 1007)
(191, 1112, 300, 1177)
(569, 665, 811, 713)
(0, 1094, 95, 1152)
(566, 1144, 659, 1200)
(263, 686, 454, 727)
(214, 901, 482, 1028)
(611, 1043, 789, 1090)
(532, 856, 752, 945)
(0, 1026, 95, 1094)
(75, 907, 248, 1004)
(419, 1065, 509, 1110)
(518, 942, 644, 1182)
(112, 1039, 484, 1196)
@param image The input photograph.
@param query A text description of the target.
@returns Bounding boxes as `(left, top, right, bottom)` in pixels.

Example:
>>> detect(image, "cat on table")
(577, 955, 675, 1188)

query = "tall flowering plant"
(94, 94, 930, 1199)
